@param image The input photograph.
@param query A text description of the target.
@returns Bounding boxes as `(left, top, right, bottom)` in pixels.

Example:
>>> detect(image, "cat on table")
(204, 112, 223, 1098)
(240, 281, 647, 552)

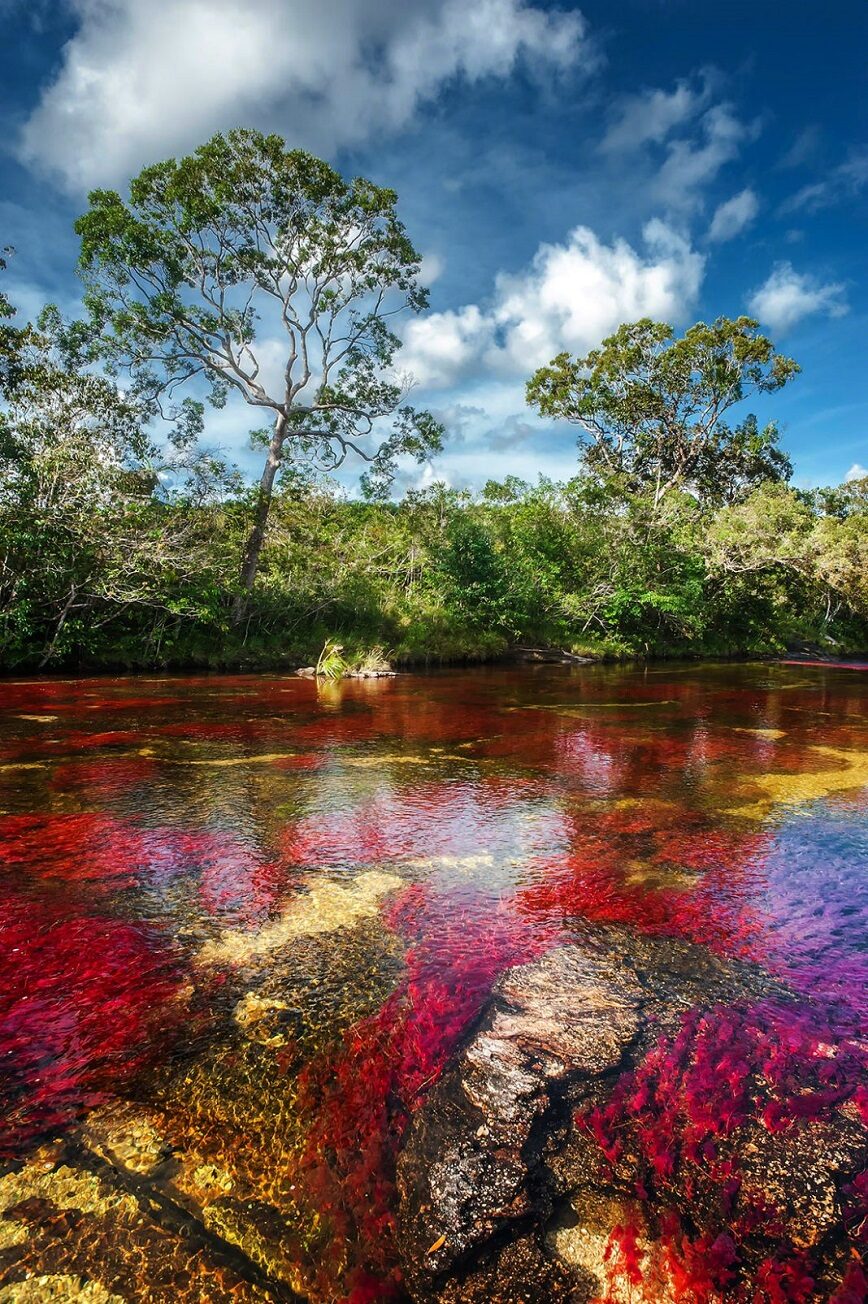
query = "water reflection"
(0, 664, 866, 1301)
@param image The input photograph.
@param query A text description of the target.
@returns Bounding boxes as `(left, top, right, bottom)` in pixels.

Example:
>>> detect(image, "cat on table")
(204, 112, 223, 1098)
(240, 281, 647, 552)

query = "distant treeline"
(1, 129, 866, 670)
(2, 396, 866, 669)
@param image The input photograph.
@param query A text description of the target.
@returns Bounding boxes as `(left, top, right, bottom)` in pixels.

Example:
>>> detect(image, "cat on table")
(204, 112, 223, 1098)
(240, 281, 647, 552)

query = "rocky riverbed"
(397, 929, 868, 1302)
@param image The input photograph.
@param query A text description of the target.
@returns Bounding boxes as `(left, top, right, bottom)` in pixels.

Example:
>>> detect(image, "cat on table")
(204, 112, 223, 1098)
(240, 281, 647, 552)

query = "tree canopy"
(0, 141, 863, 671)
(0, 296, 237, 666)
(526, 317, 798, 507)
(75, 128, 443, 605)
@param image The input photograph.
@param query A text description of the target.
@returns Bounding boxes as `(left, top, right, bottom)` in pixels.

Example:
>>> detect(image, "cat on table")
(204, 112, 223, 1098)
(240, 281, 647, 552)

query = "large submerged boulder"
(396, 928, 868, 1302)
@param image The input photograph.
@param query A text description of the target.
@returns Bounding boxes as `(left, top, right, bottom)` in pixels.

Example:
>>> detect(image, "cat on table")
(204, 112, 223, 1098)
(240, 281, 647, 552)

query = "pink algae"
(0, 889, 186, 1156)
(292, 883, 557, 1301)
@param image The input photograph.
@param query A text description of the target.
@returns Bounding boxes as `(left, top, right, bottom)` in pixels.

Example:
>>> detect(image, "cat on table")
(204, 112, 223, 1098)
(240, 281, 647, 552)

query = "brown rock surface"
(396, 927, 867, 1303)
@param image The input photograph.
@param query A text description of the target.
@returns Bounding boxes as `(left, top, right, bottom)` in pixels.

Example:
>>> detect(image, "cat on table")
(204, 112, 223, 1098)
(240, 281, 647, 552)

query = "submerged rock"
(199, 869, 403, 965)
(0, 1276, 125, 1303)
(398, 942, 645, 1301)
(397, 929, 867, 1302)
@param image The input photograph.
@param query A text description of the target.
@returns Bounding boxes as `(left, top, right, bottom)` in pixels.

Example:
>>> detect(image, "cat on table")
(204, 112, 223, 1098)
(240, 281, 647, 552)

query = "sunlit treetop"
(75, 128, 443, 598)
(526, 316, 800, 508)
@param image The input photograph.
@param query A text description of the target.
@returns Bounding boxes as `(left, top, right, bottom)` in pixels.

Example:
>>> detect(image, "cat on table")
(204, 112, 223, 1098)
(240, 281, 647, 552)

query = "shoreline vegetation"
(0, 463, 865, 675)
(1, 130, 866, 676)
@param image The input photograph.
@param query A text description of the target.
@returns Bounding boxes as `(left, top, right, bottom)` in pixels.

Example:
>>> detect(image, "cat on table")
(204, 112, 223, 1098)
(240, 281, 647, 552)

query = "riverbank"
(2, 634, 866, 679)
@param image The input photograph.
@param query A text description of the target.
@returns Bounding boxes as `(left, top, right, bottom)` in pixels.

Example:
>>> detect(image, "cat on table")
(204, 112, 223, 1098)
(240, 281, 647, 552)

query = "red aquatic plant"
(2, 666, 866, 1301)
(291, 884, 557, 1302)
(0, 812, 150, 883)
(49, 755, 159, 794)
(829, 1260, 868, 1303)
(0, 811, 289, 923)
(0, 888, 186, 1155)
(580, 998, 868, 1301)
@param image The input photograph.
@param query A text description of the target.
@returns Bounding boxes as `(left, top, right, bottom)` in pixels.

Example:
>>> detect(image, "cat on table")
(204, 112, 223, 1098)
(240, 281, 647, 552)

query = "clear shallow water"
(0, 663, 866, 1302)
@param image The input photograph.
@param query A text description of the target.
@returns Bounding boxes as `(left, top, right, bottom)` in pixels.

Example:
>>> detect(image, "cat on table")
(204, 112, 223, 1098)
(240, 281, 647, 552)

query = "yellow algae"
(0, 1163, 137, 1223)
(199, 869, 402, 965)
(726, 745, 868, 819)
(548, 1194, 676, 1304)
(509, 700, 675, 714)
(81, 1104, 168, 1176)
(732, 726, 787, 740)
(234, 993, 291, 1046)
(202, 1204, 306, 1291)
(170, 1157, 235, 1205)
(146, 752, 297, 767)
(623, 860, 701, 891)
(0, 1220, 27, 1250)
(338, 751, 475, 768)
(0, 1278, 124, 1303)
(190, 1164, 234, 1197)
(611, 796, 678, 812)
(405, 853, 496, 872)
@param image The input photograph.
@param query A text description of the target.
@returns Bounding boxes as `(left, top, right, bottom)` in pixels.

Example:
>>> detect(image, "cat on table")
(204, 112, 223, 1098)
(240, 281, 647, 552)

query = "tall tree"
(526, 317, 799, 509)
(75, 128, 443, 614)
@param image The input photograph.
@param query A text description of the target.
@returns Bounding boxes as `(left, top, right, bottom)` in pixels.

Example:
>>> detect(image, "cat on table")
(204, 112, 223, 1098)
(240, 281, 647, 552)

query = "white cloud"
(707, 187, 758, 241)
(600, 76, 711, 153)
(779, 148, 868, 215)
(399, 219, 704, 390)
(489, 218, 705, 374)
(748, 262, 848, 333)
(598, 76, 753, 215)
(399, 305, 495, 390)
(652, 104, 751, 213)
(777, 125, 821, 171)
(21, 0, 591, 191)
(394, 217, 704, 487)
(844, 463, 867, 482)
(425, 441, 579, 488)
(420, 252, 445, 286)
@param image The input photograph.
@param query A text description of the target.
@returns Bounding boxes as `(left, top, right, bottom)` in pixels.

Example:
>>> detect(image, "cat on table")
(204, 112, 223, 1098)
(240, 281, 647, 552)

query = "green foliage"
(316, 638, 350, 680)
(527, 316, 798, 508)
(438, 515, 512, 631)
(0, 301, 235, 667)
(1, 229, 864, 672)
(75, 128, 443, 596)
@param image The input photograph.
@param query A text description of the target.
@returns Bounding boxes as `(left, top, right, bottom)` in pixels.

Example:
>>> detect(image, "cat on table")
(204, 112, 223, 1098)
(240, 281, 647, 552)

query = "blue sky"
(2, 0, 866, 489)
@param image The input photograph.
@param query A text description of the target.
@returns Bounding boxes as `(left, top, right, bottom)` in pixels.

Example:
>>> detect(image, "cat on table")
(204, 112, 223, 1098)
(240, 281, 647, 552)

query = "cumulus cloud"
(748, 262, 848, 333)
(399, 305, 495, 389)
(844, 463, 867, 482)
(488, 219, 705, 373)
(21, 0, 591, 191)
(399, 219, 705, 390)
(707, 187, 758, 241)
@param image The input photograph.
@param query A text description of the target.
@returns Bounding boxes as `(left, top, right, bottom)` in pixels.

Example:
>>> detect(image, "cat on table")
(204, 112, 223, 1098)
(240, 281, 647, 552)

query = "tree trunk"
(40, 585, 77, 668)
(233, 413, 286, 623)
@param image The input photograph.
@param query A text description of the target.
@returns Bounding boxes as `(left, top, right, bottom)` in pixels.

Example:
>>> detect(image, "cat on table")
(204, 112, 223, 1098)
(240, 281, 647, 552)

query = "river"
(0, 663, 866, 1302)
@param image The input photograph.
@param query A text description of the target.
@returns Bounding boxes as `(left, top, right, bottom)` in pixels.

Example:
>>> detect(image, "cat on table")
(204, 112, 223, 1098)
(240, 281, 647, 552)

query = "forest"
(1, 129, 866, 673)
